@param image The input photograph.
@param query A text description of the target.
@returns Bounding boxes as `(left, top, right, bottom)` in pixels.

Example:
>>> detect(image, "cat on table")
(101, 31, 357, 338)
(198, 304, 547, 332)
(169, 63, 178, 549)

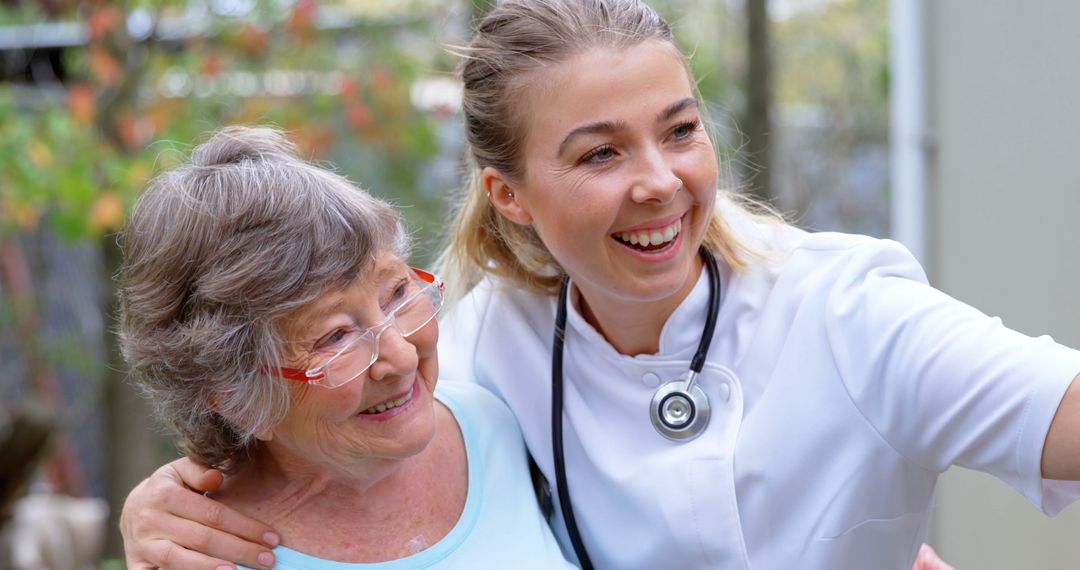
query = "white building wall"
(923, 1, 1080, 568)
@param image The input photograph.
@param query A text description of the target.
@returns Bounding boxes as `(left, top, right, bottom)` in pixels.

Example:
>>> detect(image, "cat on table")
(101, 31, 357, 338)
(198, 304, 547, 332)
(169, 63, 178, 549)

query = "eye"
(580, 144, 616, 165)
(670, 119, 700, 141)
(383, 278, 412, 310)
(315, 327, 360, 351)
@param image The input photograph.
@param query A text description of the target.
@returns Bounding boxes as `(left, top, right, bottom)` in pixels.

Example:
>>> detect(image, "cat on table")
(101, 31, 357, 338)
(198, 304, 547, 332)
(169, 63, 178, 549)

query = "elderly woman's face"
(267, 253, 441, 467)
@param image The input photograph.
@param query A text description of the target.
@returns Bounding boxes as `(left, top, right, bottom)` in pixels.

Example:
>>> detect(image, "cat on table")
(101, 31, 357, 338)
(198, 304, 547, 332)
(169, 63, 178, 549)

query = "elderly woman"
(117, 126, 572, 568)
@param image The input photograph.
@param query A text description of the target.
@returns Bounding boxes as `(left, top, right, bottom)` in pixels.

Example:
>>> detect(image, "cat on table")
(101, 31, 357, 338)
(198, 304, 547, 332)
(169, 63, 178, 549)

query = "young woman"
(120, 1, 1080, 568)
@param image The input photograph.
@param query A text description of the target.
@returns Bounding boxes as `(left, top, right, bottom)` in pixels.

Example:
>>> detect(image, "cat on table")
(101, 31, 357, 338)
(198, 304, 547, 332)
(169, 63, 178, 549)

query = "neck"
(575, 256, 704, 356)
(215, 404, 466, 561)
(222, 443, 418, 528)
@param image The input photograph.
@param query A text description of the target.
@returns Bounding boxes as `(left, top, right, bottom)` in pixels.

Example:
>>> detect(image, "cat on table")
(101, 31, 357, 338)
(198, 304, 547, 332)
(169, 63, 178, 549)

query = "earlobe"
(482, 166, 533, 225)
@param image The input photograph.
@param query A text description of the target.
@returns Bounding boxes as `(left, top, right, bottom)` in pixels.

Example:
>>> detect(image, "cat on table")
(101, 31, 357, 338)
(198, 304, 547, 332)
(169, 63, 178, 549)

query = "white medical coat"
(438, 216, 1080, 569)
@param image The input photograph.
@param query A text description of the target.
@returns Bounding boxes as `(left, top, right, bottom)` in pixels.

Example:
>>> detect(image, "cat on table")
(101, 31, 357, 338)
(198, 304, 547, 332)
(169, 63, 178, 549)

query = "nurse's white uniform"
(439, 207, 1080, 569)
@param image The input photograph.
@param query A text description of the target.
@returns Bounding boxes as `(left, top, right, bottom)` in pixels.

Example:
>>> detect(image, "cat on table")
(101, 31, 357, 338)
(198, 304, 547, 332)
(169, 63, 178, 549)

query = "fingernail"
(258, 551, 275, 568)
(263, 531, 280, 546)
(216, 566, 233, 570)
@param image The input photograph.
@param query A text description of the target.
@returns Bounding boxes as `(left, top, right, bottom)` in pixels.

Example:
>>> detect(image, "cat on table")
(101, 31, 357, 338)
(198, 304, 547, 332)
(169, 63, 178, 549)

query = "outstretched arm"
(1042, 374, 1080, 480)
(120, 457, 280, 569)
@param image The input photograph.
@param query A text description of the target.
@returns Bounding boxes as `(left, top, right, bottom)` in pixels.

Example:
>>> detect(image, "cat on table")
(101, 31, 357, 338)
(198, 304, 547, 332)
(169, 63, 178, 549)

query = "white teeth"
(361, 389, 414, 415)
(616, 218, 682, 248)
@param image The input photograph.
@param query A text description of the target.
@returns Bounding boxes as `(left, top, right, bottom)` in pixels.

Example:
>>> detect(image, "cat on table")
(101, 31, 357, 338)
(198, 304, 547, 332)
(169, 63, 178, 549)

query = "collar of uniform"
(563, 255, 717, 364)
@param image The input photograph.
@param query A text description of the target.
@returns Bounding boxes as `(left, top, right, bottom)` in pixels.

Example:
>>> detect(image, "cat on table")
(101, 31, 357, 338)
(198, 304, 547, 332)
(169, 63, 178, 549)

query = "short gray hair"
(119, 126, 408, 472)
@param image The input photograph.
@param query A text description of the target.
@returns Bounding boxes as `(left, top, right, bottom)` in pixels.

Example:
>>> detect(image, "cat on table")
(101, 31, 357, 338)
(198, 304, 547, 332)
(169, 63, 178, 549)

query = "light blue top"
(241, 381, 574, 569)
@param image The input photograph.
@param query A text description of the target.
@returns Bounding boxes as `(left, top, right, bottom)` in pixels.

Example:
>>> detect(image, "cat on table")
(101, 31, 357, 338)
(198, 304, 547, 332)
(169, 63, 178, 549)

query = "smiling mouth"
(359, 387, 415, 415)
(613, 217, 682, 252)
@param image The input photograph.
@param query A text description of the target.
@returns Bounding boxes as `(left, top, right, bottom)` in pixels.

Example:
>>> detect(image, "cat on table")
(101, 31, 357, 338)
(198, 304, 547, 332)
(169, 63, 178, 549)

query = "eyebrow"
(296, 264, 388, 326)
(556, 97, 700, 157)
(300, 297, 348, 338)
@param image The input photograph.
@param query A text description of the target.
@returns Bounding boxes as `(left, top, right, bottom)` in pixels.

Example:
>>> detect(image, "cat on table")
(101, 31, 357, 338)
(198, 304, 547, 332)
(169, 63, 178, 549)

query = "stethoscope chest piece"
(650, 371, 711, 441)
(549, 247, 722, 570)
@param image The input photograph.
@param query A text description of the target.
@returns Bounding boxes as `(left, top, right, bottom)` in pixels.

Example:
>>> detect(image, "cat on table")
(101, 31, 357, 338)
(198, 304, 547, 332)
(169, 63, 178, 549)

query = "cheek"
(539, 194, 615, 242)
(413, 325, 440, 380)
(680, 145, 719, 188)
(284, 388, 348, 430)
(412, 322, 439, 356)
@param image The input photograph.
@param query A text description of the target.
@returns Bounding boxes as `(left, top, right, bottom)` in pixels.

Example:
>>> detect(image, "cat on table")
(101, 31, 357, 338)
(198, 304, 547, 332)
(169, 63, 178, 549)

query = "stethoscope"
(548, 247, 721, 570)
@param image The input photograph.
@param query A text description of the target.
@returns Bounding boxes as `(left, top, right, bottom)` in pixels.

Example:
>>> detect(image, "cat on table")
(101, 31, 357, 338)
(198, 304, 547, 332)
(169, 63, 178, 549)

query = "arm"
(1041, 373, 1080, 480)
(120, 457, 280, 569)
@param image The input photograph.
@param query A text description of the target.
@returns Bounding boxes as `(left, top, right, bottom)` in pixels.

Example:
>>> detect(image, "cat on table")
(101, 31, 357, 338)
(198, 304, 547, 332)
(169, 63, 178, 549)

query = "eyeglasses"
(274, 268, 444, 389)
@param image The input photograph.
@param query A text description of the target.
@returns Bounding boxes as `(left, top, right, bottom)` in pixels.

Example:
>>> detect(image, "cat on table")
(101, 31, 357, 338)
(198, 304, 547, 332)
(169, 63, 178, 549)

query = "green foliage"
(773, 0, 890, 138)
(0, 1, 450, 247)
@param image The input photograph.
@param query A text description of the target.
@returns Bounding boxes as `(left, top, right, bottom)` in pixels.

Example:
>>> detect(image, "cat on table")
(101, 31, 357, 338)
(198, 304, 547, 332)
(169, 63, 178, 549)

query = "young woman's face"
(504, 40, 718, 308)
(268, 253, 441, 471)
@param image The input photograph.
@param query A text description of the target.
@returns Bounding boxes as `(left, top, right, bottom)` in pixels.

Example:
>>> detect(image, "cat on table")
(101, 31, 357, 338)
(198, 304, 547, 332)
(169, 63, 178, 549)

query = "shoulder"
(443, 276, 557, 339)
(434, 381, 518, 430)
(762, 226, 927, 288)
(719, 196, 924, 282)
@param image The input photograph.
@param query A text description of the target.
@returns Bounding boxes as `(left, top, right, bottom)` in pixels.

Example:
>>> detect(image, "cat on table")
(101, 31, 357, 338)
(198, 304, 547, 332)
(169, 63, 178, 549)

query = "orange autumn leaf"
(235, 25, 269, 57)
(114, 112, 145, 151)
(87, 5, 123, 42)
(339, 75, 360, 100)
(288, 0, 317, 41)
(346, 101, 371, 131)
(293, 126, 335, 158)
(200, 54, 224, 77)
(68, 85, 97, 125)
(88, 47, 124, 86)
(88, 192, 123, 233)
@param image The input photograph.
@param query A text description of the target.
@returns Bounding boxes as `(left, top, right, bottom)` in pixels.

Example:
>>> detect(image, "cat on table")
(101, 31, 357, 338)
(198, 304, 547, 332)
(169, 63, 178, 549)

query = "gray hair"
(119, 126, 408, 472)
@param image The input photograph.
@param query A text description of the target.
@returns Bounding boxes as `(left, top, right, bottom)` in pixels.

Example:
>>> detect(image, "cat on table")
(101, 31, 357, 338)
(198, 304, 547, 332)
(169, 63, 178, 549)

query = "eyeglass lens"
(319, 280, 441, 387)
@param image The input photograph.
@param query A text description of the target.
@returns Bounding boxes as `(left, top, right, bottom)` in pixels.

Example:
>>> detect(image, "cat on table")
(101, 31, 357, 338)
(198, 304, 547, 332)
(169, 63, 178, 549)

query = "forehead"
(286, 253, 408, 327)
(520, 41, 695, 152)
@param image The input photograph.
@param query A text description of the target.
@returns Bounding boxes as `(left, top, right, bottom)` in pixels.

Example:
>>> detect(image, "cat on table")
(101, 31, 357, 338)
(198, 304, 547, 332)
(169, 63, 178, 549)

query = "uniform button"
(718, 381, 731, 403)
(642, 372, 661, 388)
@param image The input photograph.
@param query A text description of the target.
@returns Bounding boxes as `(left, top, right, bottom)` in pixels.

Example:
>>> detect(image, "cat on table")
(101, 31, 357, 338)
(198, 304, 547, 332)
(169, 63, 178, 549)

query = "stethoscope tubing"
(551, 275, 595, 570)
(550, 248, 721, 570)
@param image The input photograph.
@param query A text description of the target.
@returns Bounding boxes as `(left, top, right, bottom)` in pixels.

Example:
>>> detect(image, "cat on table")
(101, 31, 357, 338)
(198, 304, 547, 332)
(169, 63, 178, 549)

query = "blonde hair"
(119, 126, 407, 473)
(438, 0, 771, 302)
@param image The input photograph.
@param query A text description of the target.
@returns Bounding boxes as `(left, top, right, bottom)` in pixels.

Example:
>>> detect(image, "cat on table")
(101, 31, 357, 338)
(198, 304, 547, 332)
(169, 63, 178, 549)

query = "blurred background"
(0, 0, 1077, 567)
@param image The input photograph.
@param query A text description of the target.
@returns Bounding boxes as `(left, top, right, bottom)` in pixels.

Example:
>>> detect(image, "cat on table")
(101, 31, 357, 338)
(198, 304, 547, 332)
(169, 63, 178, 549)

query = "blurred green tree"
(0, 0, 450, 557)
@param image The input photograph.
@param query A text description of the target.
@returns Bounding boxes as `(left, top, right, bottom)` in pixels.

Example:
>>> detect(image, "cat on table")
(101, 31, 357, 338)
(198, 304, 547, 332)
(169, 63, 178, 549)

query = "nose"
(630, 147, 682, 204)
(367, 326, 419, 382)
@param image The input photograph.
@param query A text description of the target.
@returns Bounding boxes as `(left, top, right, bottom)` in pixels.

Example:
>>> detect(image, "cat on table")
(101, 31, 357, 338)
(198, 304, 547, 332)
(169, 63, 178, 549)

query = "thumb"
(168, 456, 226, 493)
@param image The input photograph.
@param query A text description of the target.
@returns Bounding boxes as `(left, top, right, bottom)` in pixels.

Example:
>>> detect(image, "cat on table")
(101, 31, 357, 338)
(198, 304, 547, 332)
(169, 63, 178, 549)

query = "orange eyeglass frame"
(271, 267, 442, 385)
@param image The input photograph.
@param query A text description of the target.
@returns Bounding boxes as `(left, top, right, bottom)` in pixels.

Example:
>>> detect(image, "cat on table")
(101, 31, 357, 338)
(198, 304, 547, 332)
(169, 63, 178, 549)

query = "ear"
(483, 166, 533, 225)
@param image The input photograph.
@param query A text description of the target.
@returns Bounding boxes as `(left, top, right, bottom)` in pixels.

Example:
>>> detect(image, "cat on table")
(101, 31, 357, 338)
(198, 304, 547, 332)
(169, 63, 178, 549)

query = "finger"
(160, 515, 278, 569)
(168, 457, 226, 494)
(149, 483, 280, 549)
(137, 537, 268, 570)
(913, 544, 954, 570)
